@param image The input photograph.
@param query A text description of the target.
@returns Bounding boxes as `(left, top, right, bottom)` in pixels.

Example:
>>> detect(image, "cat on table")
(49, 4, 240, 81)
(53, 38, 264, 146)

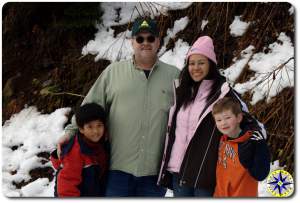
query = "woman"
(157, 36, 266, 197)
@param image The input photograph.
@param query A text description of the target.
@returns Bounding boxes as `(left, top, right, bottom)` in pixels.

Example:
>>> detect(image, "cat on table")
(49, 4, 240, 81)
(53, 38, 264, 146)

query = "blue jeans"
(105, 170, 166, 197)
(172, 173, 213, 197)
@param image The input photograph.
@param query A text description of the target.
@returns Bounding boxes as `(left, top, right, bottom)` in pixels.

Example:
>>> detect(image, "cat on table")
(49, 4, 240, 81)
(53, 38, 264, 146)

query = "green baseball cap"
(131, 18, 159, 37)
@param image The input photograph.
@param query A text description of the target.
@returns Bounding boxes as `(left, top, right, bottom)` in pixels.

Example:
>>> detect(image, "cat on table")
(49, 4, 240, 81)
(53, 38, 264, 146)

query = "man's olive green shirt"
(65, 59, 179, 177)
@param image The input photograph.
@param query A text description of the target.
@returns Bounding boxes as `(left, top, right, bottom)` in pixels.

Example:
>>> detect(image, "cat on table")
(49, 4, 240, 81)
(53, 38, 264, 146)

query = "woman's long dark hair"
(176, 59, 224, 109)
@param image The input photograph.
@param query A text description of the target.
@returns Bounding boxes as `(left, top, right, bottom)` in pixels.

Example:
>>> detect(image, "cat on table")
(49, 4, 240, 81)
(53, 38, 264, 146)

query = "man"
(58, 17, 180, 197)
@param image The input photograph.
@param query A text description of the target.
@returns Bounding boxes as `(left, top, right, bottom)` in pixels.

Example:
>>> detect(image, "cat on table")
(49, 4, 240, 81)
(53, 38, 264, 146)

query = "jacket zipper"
(193, 126, 216, 187)
(178, 89, 221, 187)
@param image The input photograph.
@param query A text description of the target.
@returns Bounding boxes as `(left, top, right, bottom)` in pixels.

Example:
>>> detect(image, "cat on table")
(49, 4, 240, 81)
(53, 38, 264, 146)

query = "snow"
(101, 2, 192, 27)
(2, 107, 71, 197)
(20, 178, 51, 197)
(156, 16, 190, 69)
(166, 16, 189, 39)
(229, 16, 250, 37)
(222, 32, 294, 105)
(1, 1, 296, 199)
(82, 26, 133, 62)
(221, 45, 255, 84)
(234, 33, 294, 104)
(160, 39, 190, 70)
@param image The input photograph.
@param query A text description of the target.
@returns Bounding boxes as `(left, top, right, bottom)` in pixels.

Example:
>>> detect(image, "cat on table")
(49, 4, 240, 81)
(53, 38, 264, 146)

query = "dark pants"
(105, 170, 166, 197)
(172, 173, 213, 197)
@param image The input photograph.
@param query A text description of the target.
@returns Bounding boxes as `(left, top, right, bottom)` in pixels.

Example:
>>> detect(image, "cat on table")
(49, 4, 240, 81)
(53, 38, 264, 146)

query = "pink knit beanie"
(186, 36, 217, 64)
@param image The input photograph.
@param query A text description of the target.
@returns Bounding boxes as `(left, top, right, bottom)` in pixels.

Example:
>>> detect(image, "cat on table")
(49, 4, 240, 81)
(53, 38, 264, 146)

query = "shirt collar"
(131, 55, 159, 71)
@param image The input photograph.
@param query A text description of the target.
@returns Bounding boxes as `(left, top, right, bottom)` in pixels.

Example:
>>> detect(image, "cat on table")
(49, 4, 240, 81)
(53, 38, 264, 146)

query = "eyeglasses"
(135, 35, 156, 44)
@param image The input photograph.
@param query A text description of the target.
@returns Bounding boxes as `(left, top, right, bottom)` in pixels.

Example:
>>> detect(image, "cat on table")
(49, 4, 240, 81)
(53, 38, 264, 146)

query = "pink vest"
(167, 80, 213, 172)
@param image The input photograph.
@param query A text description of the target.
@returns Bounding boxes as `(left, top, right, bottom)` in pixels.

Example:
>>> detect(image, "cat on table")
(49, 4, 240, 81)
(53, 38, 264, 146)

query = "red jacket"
(51, 134, 108, 197)
(214, 131, 257, 197)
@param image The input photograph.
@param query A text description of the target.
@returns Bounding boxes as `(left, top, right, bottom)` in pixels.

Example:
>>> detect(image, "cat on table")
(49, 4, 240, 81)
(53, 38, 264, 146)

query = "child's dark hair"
(75, 103, 106, 128)
(212, 97, 242, 116)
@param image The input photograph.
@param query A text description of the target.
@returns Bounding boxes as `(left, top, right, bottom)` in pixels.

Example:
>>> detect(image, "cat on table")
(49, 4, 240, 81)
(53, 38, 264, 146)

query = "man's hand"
(57, 134, 71, 158)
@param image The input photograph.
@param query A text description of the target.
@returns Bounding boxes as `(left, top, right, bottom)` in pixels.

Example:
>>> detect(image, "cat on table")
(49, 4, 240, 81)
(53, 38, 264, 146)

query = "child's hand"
(250, 131, 264, 141)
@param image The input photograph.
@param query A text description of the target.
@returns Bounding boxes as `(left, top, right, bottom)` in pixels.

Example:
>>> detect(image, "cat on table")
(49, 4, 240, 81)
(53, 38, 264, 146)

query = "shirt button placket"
(139, 80, 149, 175)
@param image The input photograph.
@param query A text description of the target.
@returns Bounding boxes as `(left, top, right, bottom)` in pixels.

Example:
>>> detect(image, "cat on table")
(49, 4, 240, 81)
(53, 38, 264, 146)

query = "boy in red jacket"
(212, 97, 270, 197)
(51, 103, 108, 197)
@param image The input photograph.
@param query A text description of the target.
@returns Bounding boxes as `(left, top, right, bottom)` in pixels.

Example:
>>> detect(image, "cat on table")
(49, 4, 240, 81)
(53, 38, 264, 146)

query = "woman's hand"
(57, 134, 71, 158)
(250, 131, 264, 141)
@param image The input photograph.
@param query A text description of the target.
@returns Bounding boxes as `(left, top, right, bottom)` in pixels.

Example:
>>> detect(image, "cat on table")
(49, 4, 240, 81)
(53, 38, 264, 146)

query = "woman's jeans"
(172, 173, 213, 197)
(105, 170, 166, 197)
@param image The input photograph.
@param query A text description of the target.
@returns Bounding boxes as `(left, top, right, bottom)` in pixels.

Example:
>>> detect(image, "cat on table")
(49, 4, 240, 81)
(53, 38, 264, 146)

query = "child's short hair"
(212, 97, 242, 116)
(75, 103, 106, 128)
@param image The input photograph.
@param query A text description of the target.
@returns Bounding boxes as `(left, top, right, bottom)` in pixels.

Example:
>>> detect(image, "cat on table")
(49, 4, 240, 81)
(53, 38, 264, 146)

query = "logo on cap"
(140, 20, 150, 28)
